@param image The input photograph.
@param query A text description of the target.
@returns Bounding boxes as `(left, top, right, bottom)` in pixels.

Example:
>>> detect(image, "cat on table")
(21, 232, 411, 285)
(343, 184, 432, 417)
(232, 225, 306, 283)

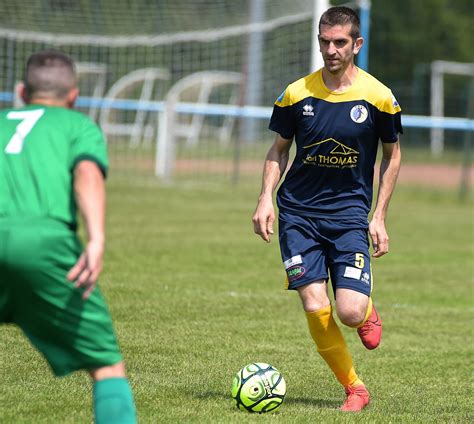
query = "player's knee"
(90, 361, 126, 381)
(301, 298, 331, 313)
(299, 290, 331, 313)
(298, 290, 330, 313)
(297, 281, 329, 313)
(336, 305, 366, 327)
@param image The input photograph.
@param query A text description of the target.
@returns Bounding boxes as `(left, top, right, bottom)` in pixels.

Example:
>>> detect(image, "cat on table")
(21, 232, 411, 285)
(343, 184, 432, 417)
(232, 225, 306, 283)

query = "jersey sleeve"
(268, 87, 296, 140)
(70, 116, 109, 177)
(376, 92, 403, 143)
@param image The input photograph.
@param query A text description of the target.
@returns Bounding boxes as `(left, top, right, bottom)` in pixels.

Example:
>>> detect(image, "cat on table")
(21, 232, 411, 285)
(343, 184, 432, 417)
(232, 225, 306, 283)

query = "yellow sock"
(355, 297, 373, 329)
(305, 305, 363, 388)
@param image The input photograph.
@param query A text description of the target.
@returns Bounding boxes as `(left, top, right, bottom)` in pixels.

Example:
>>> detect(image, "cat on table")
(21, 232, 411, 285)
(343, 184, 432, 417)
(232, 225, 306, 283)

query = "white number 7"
(4, 109, 45, 154)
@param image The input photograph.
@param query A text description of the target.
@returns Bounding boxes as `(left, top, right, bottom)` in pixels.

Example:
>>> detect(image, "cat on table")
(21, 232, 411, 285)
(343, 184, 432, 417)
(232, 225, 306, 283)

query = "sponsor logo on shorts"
(343, 266, 362, 280)
(287, 265, 306, 282)
(284, 254, 302, 269)
(361, 272, 370, 285)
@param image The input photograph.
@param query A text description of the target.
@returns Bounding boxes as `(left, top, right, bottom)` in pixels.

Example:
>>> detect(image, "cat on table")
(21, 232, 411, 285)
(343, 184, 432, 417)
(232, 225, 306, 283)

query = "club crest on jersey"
(350, 105, 368, 123)
(302, 104, 314, 116)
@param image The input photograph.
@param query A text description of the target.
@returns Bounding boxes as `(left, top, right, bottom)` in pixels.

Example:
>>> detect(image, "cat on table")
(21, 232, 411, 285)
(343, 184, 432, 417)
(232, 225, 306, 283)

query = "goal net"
(0, 0, 317, 184)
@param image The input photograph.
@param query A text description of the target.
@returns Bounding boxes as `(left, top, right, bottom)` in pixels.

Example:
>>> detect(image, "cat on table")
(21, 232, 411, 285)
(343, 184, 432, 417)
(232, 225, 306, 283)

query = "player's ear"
(18, 82, 30, 104)
(66, 87, 79, 108)
(353, 37, 364, 55)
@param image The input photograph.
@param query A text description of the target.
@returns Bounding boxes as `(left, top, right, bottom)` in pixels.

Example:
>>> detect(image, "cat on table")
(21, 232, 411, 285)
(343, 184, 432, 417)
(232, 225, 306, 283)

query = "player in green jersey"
(0, 50, 136, 423)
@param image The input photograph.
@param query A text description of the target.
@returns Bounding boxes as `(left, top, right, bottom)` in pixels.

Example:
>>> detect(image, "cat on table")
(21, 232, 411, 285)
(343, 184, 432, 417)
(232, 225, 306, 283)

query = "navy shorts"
(278, 212, 372, 296)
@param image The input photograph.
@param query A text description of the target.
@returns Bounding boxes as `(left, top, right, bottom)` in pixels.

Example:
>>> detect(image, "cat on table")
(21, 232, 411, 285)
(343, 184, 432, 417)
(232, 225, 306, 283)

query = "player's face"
(319, 24, 363, 74)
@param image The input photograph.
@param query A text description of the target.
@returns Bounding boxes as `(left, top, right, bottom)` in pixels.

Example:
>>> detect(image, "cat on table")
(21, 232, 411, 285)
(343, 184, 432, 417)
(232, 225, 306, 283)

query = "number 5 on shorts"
(4, 109, 45, 154)
(355, 253, 365, 269)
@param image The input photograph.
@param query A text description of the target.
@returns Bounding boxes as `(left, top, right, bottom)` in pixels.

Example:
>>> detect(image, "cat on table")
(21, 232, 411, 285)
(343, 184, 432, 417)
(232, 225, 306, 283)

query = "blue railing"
(1, 92, 473, 131)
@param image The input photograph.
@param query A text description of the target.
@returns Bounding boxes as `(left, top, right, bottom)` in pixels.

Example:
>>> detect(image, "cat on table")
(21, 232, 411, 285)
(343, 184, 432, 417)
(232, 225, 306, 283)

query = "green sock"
(93, 377, 136, 424)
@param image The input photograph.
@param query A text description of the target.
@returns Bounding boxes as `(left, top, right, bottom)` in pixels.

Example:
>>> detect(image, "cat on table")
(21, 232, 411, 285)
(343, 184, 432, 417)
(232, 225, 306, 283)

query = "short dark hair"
(23, 50, 76, 100)
(319, 6, 361, 40)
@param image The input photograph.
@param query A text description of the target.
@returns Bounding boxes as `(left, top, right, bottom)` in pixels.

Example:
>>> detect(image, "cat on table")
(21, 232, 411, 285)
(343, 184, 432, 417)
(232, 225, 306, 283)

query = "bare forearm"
(259, 143, 290, 199)
(74, 161, 106, 244)
(253, 135, 292, 242)
(260, 135, 291, 199)
(373, 154, 401, 220)
(369, 141, 401, 257)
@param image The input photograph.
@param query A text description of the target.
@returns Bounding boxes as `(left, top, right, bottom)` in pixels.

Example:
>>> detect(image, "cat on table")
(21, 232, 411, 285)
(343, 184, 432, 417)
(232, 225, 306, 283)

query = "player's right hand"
(67, 240, 104, 300)
(252, 198, 275, 243)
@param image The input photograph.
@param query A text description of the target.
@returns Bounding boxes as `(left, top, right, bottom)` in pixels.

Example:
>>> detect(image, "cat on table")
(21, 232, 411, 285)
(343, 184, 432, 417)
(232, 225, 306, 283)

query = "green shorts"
(0, 218, 122, 376)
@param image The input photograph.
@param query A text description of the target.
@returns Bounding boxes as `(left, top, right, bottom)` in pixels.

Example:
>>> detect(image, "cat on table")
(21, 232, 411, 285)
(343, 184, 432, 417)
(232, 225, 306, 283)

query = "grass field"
(0, 179, 473, 423)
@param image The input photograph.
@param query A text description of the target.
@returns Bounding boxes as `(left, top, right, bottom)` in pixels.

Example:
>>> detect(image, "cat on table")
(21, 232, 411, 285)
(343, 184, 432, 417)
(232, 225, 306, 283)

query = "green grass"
(0, 181, 473, 423)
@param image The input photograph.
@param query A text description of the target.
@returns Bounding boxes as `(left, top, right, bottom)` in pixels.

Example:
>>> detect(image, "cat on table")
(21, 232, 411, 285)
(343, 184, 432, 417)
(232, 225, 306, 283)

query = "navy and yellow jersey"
(269, 67, 402, 224)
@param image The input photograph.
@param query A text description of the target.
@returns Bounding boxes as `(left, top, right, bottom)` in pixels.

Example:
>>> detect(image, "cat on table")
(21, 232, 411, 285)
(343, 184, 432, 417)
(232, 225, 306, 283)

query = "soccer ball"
(231, 363, 286, 413)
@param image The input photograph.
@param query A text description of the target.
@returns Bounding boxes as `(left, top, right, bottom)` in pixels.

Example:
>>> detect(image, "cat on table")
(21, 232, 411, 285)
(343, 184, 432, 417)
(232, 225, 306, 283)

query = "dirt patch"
(176, 159, 472, 189)
(111, 156, 472, 189)
(379, 163, 473, 188)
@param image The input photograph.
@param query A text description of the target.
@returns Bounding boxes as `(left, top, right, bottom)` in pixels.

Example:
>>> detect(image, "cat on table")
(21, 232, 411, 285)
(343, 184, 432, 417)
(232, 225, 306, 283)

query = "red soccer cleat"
(340, 384, 370, 412)
(357, 303, 382, 350)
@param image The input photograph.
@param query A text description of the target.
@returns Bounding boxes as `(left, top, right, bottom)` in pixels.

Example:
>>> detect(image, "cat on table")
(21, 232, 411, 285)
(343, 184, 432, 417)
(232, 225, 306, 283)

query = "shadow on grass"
(191, 390, 229, 401)
(284, 396, 340, 409)
(190, 389, 340, 410)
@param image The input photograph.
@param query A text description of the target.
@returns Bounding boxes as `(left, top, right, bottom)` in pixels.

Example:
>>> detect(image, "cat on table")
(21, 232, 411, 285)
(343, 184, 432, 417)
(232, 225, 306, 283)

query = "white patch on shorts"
(284, 255, 302, 270)
(344, 266, 362, 280)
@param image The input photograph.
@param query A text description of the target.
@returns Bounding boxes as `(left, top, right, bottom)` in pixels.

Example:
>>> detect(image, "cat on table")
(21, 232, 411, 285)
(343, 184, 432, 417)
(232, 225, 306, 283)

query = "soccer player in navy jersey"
(252, 6, 402, 411)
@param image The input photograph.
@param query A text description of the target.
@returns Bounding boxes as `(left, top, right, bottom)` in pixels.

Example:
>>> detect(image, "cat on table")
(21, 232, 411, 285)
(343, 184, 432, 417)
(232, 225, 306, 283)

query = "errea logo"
(302, 104, 314, 116)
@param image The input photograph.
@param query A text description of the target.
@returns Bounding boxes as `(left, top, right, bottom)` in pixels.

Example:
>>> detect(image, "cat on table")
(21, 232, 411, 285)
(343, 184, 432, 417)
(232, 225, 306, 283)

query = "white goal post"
(430, 60, 474, 156)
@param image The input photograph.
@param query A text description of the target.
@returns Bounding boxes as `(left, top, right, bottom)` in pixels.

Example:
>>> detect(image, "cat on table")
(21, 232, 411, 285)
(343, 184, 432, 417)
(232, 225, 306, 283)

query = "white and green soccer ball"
(231, 363, 286, 413)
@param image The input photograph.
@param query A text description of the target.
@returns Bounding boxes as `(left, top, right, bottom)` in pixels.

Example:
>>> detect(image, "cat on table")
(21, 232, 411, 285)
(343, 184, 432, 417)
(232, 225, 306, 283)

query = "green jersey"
(0, 104, 108, 228)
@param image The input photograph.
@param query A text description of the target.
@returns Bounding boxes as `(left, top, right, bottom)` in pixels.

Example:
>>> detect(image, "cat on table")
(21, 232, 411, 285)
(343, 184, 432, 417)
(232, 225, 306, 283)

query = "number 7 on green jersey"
(4, 109, 45, 154)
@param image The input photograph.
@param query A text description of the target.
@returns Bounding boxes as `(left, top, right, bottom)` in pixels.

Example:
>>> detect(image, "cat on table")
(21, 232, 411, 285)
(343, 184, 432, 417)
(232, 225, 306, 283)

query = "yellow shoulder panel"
(274, 71, 320, 107)
(357, 69, 402, 114)
(274, 68, 401, 115)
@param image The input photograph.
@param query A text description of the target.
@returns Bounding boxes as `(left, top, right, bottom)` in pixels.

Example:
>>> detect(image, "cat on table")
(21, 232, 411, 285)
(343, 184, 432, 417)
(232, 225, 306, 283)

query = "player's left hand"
(368, 218, 389, 258)
(67, 240, 104, 300)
